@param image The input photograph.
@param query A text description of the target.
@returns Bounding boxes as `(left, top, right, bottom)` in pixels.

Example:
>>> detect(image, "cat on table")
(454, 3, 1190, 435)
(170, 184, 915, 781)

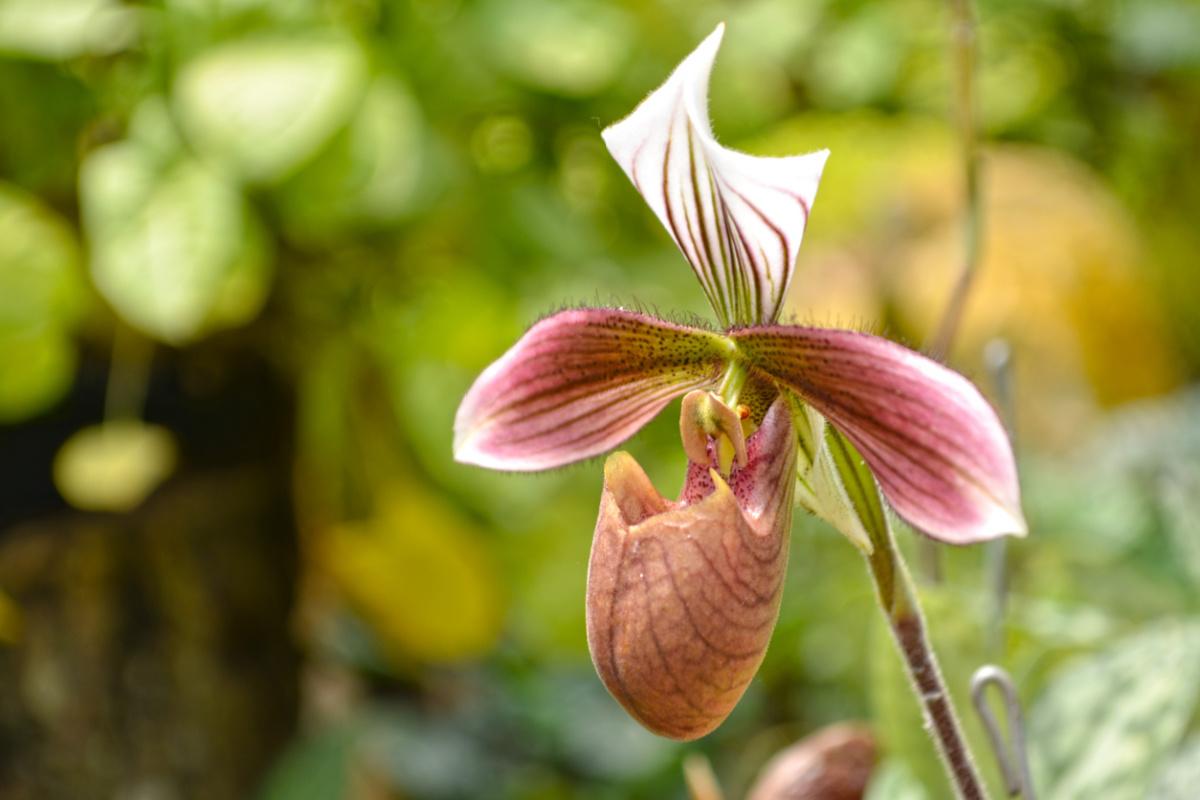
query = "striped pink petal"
(731, 326, 1026, 544)
(602, 24, 828, 326)
(454, 308, 732, 471)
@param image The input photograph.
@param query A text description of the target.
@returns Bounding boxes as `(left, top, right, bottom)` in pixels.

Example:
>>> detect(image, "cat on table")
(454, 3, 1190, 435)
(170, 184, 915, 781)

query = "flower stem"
(864, 522, 990, 800)
(828, 428, 990, 797)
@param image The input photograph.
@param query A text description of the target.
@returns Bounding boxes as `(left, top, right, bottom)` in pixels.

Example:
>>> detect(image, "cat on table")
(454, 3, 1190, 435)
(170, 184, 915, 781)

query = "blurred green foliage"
(2, 0, 1200, 798)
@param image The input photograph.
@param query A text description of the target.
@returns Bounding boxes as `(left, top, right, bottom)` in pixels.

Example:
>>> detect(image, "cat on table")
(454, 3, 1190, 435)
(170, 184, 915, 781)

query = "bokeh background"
(2, 0, 1200, 797)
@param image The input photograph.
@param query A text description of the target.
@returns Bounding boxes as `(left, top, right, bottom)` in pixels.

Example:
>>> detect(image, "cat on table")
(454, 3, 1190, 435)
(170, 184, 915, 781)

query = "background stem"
(983, 339, 1017, 656)
(103, 323, 154, 422)
(930, 0, 983, 362)
(919, 0, 985, 584)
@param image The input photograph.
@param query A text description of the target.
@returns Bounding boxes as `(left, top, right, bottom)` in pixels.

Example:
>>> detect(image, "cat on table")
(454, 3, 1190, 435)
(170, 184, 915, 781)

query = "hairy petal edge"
(733, 326, 1026, 544)
(454, 308, 731, 471)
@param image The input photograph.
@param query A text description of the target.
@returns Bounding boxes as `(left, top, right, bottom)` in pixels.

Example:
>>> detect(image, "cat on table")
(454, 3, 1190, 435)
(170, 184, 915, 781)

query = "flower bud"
(746, 723, 877, 800)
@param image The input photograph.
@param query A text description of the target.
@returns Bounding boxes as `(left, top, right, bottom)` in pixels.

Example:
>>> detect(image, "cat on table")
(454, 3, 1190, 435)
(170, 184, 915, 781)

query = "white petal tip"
(1003, 510, 1030, 539)
(600, 24, 829, 324)
(950, 503, 1029, 545)
(985, 496, 1029, 540)
(451, 436, 485, 467)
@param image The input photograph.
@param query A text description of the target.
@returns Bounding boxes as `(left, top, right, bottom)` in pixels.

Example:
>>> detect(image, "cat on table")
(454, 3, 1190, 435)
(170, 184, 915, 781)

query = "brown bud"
(745, 723, 877, 800)
(586, 399, 796, 740)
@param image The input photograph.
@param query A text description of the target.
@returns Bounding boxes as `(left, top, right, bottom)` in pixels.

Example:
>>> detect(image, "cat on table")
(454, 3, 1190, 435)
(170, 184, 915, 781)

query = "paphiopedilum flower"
(454, 24, 1024, 740)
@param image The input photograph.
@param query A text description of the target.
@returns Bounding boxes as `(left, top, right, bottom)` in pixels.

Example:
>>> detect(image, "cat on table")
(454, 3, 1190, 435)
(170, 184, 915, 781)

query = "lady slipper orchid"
(588, 395, 796, 739)
(454, 24, 1025, 740)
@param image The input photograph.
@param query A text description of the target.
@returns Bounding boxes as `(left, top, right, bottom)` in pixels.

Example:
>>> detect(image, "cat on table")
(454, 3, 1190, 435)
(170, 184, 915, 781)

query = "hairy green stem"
(828, 429, 990, 798)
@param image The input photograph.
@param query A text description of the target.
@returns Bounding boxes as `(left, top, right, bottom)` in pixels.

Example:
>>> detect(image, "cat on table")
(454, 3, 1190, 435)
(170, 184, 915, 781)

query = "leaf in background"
(53, 421, 177, 512)
(478, 0, 632, 97)
(1028, 621, 1200, 800)
(1114, 0, 1200, 73)
(359, 711, 503, 799)
(0, 0, 137, 60)
(1160, 466, 1200, 588)
(0, 327, 77, 423)
(1022, 456, 1150, 566)
(174, 35, 367, 184)
(165, 0, 319, 25)
(0, 183, 86, 420)
(808, 7, 905, 108)
(319, 486, 504, 664)
(522, 672, 677, 781)
(276, 75, 427, 243)
(79, 137, 271, 343)
(1147, 735, 1200, 799)
(1072, 387, 1200, 587)
(0, 589, 23, 645)
(257, 725, 355, 800)
(0, 182, 86, 331)
(863, 758, 930, 800)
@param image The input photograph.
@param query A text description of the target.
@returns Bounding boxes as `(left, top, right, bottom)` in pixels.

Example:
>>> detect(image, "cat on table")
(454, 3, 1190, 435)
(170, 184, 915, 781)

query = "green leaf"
(1161, 467, 1200, 588)
(0, 182, 86, 332)
(174, 34, 367, 184)
(276, 75, 427, 243)
(864, 758, 931, 800)
(0, 183, 86, 420)
(359, 711, 503, 798)
(53, 421, 177, 512)
(79, 137, 271, 343)
(0, 327, 77, 422)
(165, 0, 318, 25)
(477, 0, 632, 97)
(526, 673, 677, 780)
(0, 0, 137, 60)
(1115, 0, 1200, 73)
(1148, 735, 1200, 799)
(257, 725, 355, 800)
(1028, 621, 1200, 800)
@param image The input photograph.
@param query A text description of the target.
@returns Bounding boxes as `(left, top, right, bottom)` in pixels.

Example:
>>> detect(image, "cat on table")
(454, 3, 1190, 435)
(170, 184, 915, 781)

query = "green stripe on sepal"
(785, 394, 877, 555)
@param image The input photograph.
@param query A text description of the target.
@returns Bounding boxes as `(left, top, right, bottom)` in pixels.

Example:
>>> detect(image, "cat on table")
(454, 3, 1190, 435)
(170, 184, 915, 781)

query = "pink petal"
(732, 326, 1026, 543)
(602, 24, 828, 326)
(454, 308, 731, 471)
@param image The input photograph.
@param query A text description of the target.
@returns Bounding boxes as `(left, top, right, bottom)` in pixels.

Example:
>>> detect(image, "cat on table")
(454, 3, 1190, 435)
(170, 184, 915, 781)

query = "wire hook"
(971, 664, 1036, 799)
